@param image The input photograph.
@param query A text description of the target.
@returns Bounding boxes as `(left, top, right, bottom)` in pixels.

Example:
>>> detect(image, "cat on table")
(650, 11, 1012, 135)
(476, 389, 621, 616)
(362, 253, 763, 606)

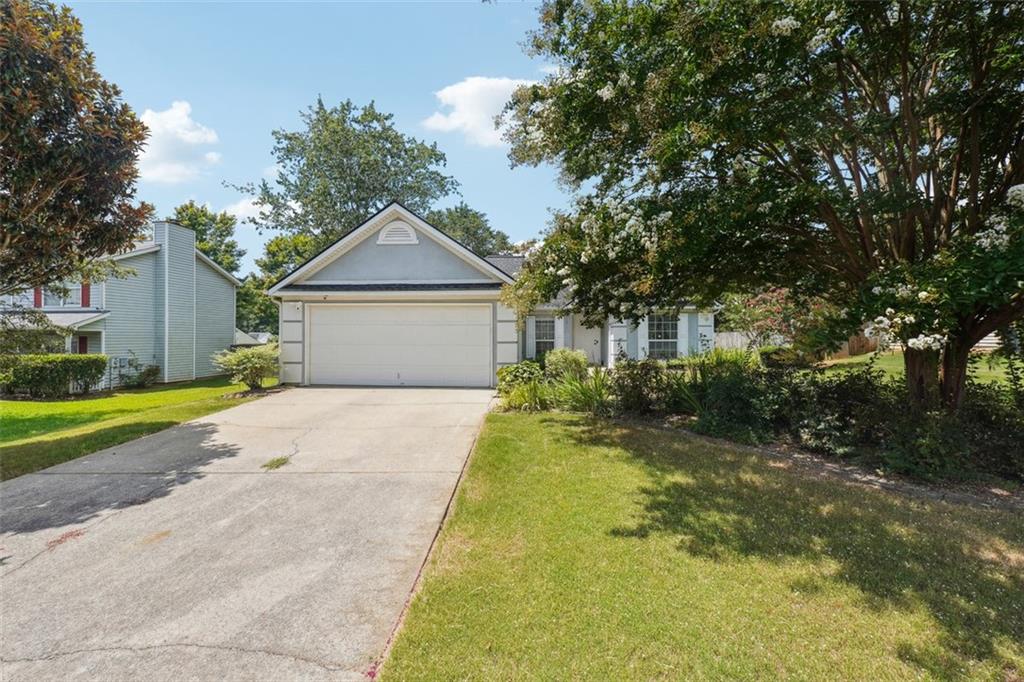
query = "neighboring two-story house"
(4, 221, 240, 389)
(267, 202, 714, 388)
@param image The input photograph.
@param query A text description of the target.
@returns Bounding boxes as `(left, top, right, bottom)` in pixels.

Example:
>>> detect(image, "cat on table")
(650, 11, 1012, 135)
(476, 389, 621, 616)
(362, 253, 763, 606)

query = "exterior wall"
(164, 223, 197, 382)
(93, 251, 162, 386)
(279, 300, 304, 384)
(302, 225, 495, 283)
(495, 304, 519, 372)
(194, 256, 235, 377)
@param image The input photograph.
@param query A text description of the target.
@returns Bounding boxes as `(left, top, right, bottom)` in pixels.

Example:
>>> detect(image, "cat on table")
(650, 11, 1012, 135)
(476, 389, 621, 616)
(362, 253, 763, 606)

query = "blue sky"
(71, 1, 568, 275)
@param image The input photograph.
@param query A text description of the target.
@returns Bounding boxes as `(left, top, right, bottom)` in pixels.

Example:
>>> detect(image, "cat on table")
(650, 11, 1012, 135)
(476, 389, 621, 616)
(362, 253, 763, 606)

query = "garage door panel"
(308, 305, 492, 387)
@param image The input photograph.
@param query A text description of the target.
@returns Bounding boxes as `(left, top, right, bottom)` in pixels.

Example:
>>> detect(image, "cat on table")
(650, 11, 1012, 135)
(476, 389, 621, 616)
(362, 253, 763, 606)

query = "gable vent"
(376, 220, 419, 245)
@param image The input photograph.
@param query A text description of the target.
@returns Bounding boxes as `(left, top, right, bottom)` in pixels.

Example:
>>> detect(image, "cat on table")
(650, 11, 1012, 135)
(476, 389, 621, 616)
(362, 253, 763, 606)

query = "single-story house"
(267, 202, 715, 388)
(2, 221, 240, 389)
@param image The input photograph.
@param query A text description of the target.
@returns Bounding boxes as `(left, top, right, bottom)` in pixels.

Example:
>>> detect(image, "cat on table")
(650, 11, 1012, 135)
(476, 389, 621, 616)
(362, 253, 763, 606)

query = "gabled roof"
(484, 255, 526, 278)
(267, 202, 516, 296)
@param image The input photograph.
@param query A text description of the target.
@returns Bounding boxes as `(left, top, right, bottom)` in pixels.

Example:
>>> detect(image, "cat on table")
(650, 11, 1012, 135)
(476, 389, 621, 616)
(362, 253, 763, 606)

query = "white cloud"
(139, 101, 220, 184)
(223, 197, 262, 222)
(422, 76, 535, 147)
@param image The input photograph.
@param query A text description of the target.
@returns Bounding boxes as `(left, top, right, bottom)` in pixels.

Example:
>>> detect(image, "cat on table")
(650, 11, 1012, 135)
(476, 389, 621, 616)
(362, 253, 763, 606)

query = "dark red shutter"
(81, 282, 90, 307)
(77, 336, 88, 354)
(33, 287, 42, 307)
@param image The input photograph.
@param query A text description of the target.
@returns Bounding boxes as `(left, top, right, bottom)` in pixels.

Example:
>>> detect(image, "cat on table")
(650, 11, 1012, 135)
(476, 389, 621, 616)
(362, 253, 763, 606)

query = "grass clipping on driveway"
(384, 413, 1024, 680)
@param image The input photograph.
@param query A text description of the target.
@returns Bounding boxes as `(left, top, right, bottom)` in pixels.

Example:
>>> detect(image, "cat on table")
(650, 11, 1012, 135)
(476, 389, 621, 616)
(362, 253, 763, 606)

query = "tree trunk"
(903, 347, 940, 406)
(940, 339, 971, 410)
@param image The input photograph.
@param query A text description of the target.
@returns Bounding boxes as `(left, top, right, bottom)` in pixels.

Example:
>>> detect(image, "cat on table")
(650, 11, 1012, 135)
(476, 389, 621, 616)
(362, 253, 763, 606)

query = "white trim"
(637, 317, 649, 359)
(163, 235, 169, 383)
(300, 279, 497, 285)
(192, 246, 197, 380)
(267, 203, 514, 295)
(111, 244, 161, 261)
(302, 301, 494, 388)
(275, 289, 502, 301)
(195, 249, 243, 286)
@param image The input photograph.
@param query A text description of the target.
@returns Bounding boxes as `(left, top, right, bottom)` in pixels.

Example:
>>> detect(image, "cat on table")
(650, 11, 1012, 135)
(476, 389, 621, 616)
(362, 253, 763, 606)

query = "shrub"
(557, 368, 613, 415)
(1, 354, 107, 398)
(504, 378, 554, 411)
(543, 348, 589, 381)
(121, 364, 160, 389)
(497, 361, 543, 396)
(662, 370, 703, 415)
(610, 357, 664, 413)
(212, 343, 278, 391)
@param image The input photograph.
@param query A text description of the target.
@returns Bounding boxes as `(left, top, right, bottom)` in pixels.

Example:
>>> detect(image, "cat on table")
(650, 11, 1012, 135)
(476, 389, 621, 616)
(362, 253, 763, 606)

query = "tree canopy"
(502, 0, 1024, 406)
(426, 202, 515, 255)
(169, 201, 245, 274)
(233, 98, 458, 249)
(0, 0, 151, 296)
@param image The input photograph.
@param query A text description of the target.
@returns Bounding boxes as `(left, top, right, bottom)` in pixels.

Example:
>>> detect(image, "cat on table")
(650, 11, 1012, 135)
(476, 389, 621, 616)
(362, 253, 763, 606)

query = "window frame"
(42, 284, 82, 308)
(535, 318, 556, 358)
(647, 313, 679, 360)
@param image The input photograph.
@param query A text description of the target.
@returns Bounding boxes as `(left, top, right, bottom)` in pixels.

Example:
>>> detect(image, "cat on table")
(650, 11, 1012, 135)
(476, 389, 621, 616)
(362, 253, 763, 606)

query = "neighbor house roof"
(233, 328, 263, 345)
(277, 282, 503, 293)
(23, 310, 112, 330)
(484, 255, 526, 278)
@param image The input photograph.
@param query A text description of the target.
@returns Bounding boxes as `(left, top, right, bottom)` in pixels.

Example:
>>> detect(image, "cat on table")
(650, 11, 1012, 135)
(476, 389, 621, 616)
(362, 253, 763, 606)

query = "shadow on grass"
(0, 421, 240, 537)
(547, 416, 1024, 679)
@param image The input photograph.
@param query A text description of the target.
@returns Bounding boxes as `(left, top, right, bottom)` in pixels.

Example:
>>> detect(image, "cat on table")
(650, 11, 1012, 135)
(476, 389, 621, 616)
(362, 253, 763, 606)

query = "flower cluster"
(906, 333, 945, 351)
(1008, 184, 1024, 210)
(771, 16, 800, 36)
(975, 216, 1011, 250)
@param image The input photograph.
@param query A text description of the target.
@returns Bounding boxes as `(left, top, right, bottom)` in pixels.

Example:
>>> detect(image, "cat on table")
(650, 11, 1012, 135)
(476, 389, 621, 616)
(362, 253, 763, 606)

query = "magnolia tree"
(501, 0, 1024, 408)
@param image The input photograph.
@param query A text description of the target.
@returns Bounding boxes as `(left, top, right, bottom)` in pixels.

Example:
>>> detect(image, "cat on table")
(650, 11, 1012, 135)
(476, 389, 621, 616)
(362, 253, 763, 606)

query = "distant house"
(233, 328, 264, 347)
(2, 221, 240, 389)
(267, 202, 715, 387)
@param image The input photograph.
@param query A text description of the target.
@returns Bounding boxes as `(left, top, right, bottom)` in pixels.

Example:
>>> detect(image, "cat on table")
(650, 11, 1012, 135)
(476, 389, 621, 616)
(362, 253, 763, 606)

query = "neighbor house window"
(535, 318, 556, 358)
(5, 291, 33, 308)
(647, 314, 678, 359)
(43, 284, 81, 307)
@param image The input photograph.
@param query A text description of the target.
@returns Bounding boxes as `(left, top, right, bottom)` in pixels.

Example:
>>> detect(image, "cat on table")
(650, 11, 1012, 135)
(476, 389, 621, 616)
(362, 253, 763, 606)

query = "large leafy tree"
(502, 0, 1024, 408)
(0, 0, 151, 297)
(426, 202, 515, 255)
(234, 98, 461, 331)
(233, 98, 458, 250)
(169, 201, 245, 274)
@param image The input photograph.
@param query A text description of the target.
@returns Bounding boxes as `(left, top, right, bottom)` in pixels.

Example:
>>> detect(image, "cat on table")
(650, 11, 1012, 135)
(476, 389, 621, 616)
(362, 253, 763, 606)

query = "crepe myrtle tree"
(501, 0, 1024, 408)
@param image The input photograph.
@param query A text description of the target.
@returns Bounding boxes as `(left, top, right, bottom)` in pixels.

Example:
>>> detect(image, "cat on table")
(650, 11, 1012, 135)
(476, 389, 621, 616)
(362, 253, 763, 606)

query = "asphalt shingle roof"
(484, 255, 526, 278)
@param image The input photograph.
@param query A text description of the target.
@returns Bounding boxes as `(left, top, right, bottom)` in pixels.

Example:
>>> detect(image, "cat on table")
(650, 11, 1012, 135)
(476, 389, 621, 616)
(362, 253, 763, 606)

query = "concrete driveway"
(0, 387, 493, 681)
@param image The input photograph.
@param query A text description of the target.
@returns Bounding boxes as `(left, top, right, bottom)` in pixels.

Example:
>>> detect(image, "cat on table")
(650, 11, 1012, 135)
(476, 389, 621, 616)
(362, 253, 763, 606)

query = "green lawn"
(384, 413, 1024, 680)
(0, 376, 276, 480)
(822, 349, 1011, 384)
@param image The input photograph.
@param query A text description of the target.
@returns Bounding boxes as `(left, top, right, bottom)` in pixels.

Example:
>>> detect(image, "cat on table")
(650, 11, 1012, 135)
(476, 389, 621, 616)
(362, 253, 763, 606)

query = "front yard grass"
(0, 376, 276, 480)
(384, 413, 1024, 680)
(822, 349, 1010, 384)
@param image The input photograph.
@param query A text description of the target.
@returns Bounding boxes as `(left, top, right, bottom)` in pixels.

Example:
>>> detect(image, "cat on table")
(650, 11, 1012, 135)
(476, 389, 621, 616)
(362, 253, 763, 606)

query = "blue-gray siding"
(165, 224, 196, 382)
(194, 257, 235, 377)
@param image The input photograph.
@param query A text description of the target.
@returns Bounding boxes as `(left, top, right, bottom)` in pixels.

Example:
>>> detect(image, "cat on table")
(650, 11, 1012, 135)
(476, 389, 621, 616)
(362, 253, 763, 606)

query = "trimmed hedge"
(2, 354, 108, 398)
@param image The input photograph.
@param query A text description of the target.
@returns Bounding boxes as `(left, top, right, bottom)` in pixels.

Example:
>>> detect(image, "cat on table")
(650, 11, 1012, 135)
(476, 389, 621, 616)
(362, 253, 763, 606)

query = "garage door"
(308, 304, 493, 387)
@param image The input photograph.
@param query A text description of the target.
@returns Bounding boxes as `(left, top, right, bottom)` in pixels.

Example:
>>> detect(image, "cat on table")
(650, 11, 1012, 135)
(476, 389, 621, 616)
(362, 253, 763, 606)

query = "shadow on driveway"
(0, 421, 240, 538)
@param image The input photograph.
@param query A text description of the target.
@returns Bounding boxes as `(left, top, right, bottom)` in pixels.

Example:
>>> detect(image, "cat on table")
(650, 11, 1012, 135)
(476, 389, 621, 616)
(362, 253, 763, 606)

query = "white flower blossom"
(906, 333, 944, 351)
(1007, 184, 1024, 209)
(771, 16, 801, 36)
(617, 72, 633, 89)
(596, 84, 615, 101)
(807, 30, 829, 51)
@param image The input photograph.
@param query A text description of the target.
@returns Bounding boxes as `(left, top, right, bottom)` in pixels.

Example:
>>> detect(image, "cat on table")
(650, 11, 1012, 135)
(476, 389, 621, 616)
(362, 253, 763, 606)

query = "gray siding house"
(268, 203, 714, 388)
(6, 221, 240, 389)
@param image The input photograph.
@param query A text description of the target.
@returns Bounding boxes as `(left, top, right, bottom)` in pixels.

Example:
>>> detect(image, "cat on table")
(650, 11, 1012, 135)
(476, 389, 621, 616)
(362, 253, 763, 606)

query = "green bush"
(121, 364, 160, 389)
(504, 378, 554, 411)
(557, 368, 613, 415)
(610, 357, 665, 413)
(212, 343, 278, 391)
(497, 361, 543, 397)
(543, 348, 589, 381)
(757, 345, 811, 369)
(1, 354, 108, 398)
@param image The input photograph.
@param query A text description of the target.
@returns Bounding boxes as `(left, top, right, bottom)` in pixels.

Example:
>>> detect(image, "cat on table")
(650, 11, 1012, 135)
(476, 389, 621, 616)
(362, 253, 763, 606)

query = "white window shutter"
(677, 313, 690, 357)
(637, 317, 649, 359)
(554, 316, 566, 349)
(525, 316, 537, 359)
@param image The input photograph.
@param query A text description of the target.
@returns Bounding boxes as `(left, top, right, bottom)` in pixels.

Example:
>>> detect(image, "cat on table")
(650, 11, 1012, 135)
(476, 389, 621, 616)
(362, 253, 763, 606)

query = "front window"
(43, 284, 81, 307)
(5, 291, 33, 308)
(535, 318, 555, 359)
(648, 314, 678, 359)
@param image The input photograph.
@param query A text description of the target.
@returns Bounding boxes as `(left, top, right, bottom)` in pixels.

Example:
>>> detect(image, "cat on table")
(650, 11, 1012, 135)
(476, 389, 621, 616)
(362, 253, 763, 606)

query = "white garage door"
(308, 304, 493, 387)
